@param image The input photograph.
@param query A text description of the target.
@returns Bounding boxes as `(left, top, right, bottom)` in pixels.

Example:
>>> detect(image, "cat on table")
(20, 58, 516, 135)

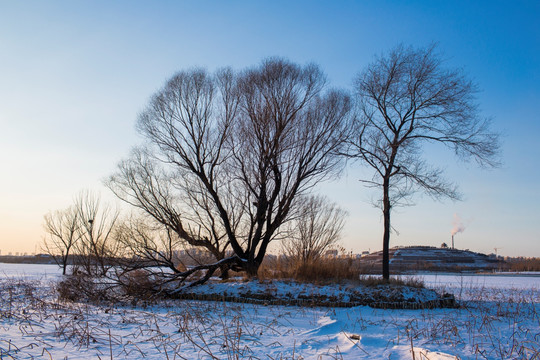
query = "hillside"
(360, 246, 503, 273)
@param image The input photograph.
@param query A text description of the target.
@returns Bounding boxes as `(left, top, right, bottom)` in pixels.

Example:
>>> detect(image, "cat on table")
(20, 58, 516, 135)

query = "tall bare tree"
(109, 58, 352, 284)
(42, 206, 80, 275)
(348, 45, 500, 280)
(282, 195, 347, 266)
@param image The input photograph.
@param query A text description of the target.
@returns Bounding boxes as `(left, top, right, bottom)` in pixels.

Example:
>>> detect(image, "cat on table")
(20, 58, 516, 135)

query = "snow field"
(1, 264, 539, 359)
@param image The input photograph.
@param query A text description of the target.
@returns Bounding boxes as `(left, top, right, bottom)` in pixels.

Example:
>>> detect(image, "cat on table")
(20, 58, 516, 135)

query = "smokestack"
(451, 213, 466, 249)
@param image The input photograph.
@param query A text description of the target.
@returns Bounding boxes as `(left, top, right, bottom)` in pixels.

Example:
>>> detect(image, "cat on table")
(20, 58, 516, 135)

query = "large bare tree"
(349, 45, 500, 280)
(109, 58, 352, 284)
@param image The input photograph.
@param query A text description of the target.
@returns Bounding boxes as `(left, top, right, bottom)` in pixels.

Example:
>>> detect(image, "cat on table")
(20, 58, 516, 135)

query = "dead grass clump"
(359, 275, 425, 288)
(295, 258, 360, 282)
(258, 256, 426, 289)
(256, 256, 295, 280)
(56, 274, 91, 302)
(258, 256, 363, 283)
(118, 270, 155, 298)
(56, 274, 109, 303)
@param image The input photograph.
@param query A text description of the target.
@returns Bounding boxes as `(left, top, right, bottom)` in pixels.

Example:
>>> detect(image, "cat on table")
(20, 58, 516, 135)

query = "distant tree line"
(42, 44, 500, 290)
(505, 257, 540, 272)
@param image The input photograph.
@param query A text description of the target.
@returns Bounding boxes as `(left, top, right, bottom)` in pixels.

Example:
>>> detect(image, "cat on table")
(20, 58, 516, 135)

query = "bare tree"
(42, 206, 80, 275)
(282, 195, 347, 266)
(348, 44, 500, 280)
(72, 190, 120, 277)
(109, 58, 352, 285)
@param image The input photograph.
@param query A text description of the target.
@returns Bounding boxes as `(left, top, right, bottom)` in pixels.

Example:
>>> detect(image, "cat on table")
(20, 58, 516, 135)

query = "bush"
(118, 270, 155, 298)
(56, 274, 99, 302)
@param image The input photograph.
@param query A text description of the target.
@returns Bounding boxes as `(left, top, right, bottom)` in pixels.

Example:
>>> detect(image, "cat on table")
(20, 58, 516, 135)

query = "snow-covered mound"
(171, 279, 457, 309)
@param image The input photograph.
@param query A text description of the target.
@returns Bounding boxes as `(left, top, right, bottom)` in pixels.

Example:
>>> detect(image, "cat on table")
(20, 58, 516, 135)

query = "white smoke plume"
(451, 213, 466, 236)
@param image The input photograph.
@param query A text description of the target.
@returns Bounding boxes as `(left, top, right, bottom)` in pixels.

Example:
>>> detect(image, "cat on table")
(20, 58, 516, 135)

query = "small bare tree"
(282, 195, 347, 266)
(42, 206, 80, 275)
(72, 191, 120, 277)
(348, 44, 500, 280)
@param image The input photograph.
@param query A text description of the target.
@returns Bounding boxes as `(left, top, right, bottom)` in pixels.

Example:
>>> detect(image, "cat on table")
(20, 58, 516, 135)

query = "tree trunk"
(219, 266, 230, 279)
(244, 260, 261, 278)
(62, 254, 68, 275)
(382, 208, 391, 281)
(382, 177, 391, 281)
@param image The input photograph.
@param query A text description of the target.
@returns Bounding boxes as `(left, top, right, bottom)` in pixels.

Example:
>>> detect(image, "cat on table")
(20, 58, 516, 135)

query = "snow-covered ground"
(400, 273, 540, 303)
(1, 263, 539, 359)
(404, 272, 540, 292)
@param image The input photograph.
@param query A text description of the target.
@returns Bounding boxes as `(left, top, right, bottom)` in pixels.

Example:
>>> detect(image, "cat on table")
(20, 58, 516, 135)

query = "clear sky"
(0, 0, 539, 257)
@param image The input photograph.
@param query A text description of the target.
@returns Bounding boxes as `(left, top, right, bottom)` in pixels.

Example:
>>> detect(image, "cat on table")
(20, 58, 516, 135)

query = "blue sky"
(0, 0, 538, 257)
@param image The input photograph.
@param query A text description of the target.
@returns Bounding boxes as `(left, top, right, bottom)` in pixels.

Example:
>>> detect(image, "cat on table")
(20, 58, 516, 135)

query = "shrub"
(56, 274, 114, 303)
(118, 270, 155, 298)
(56, 274, 97, 302)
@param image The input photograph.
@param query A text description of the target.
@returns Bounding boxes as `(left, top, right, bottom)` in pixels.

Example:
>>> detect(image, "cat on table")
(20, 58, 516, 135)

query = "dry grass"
(257, 256, 422, 288)
(358, 275, 425, 288)
(258, 256, 368, 284)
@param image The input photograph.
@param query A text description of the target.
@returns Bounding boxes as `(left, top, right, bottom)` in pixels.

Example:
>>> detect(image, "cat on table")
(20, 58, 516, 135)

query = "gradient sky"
(1, 0, 539, 257)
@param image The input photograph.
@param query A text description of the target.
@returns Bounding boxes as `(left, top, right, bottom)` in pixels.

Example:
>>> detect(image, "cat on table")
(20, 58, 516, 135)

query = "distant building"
(325, 249, 338, 257)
